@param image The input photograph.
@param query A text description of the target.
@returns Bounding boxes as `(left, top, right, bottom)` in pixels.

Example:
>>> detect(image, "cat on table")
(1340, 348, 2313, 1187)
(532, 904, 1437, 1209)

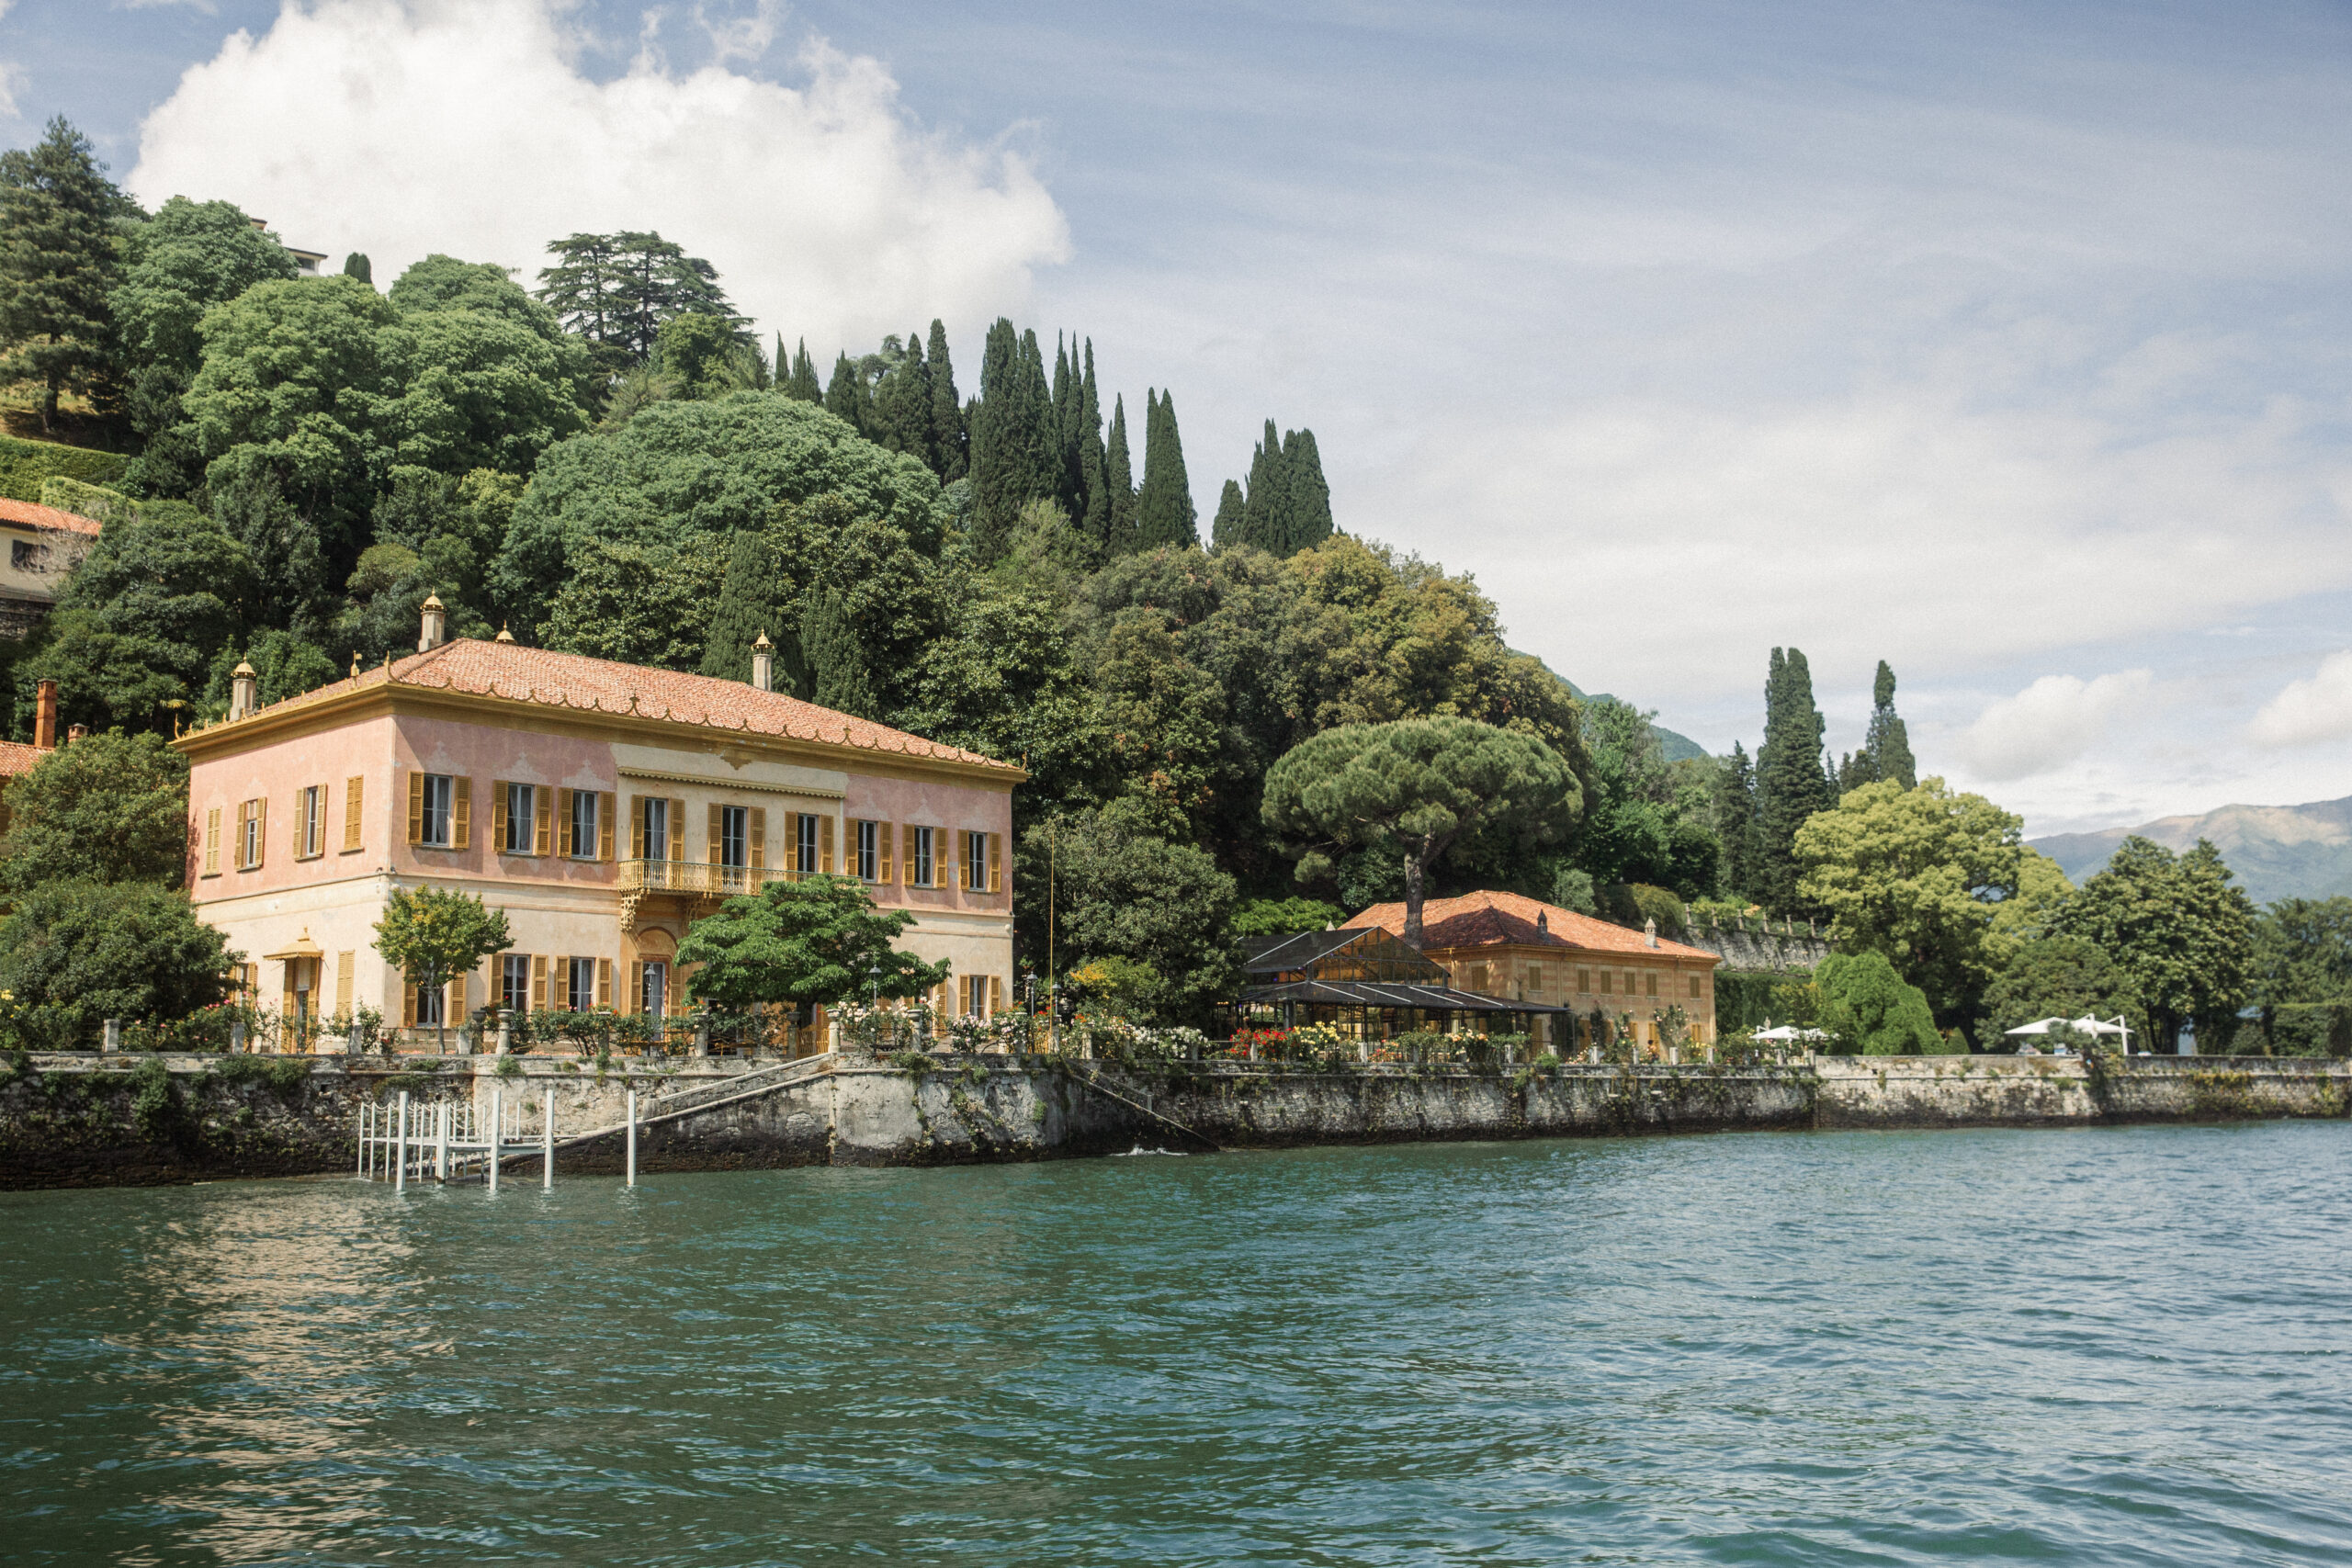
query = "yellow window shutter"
(750, 807, 765, 869)
(820, 816, 834, 874)
(627, 795, 641, 858)
(491, 781, 509, 852)
(335, 951, 354, 1019)
(282, 964, 296, 1017)
(535, 788, 553, 855)
(596, 958, 612, 1008)
(879, 822, 894, 885)
(204, 807, 220, 874)
(254, 799, 266, 866)
(402, 979, 417, 1029)
(598, 793, 616, 860)
(989, 831, 1002, 893)
(707, 803, 721, 864)
(406, 773, 424, 844)
(531, 954, 548, 1010)
(453, 777, 471, 850)
(555, 788, 573, 855)
(344, 776, 363, 851)
(668, 799, 684, 863)
(989, 976, 1002, 1016)
(630, 962, 644, 1013)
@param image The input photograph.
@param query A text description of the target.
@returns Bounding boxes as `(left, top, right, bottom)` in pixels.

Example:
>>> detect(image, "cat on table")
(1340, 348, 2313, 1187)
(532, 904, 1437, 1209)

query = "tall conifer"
(1077, 340, 1109, 542)
(1714, 741, 1761, 902)
(823, 352, 867, 433)
(1104, 393, 1137, 553)
(1282, 428, 1333, 553)
(1864, 660, 1917, 790)
(1242, 420, 1282, 550)
(1135, 389, 1197, 548)
(786, 339, 821, 401)
(926, 319, 965, 479)
(1212, 479, 1247, 547)
(968, 318, 1023, 558)
(1755, 646, 1833, 913)
(0, 117, 141, 431)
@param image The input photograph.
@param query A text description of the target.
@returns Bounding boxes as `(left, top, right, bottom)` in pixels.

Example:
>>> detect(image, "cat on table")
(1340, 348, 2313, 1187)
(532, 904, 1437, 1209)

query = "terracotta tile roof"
(0, 739, 50, 776)
(0, 498, 103, 537)
(232, 637, 1019, 772)
(1345, 888, 1721, 962)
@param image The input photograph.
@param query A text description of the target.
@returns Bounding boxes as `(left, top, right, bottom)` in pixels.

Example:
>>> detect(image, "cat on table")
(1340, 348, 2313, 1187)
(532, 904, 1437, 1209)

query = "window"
(203, 807, 222, 876)
(966, 830, 989, 892)
(236, 798, 266, 870)
(1467, 963, 1489, 993)
(1577, 967, 1590, 994)
(796, 812, 820, 874)
(856, 819, 878, 881)
(1527, 964, 1543, 996)
(640, 960, 668, 1019)
(567, 957, 597, 1012)
(718, 806, 749, 869)
(414, 980, 446, 1028)
(909, 826, 934, 887)
(502, 954, 533, 1014)
(965, 975, 989, 1017)
(1645, 971, 1658, 998)
(503, 783, 536, 853)
(418, 774, 454, 847)
(297, 785, 325, 859)
(342, 776, 364, 852)
(1599, 969, 1613, 996)
(640, 797, 669, 861)
(570, 790, 599, 859)
(10, 539, 47, 571)
(1688, 974, 1702, 999)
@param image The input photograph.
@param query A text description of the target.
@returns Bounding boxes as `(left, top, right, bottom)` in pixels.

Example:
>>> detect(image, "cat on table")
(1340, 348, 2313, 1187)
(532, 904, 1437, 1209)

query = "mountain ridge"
(2029, 795, 2352, 906)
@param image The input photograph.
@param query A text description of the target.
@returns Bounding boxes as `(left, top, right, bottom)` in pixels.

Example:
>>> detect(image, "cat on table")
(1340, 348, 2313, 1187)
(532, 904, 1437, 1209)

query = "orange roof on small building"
(223, 637, 1021, 773)
(0, 739, 50, 777)
(0, 498, 103, 537)
(1345, 888, 1721, 963)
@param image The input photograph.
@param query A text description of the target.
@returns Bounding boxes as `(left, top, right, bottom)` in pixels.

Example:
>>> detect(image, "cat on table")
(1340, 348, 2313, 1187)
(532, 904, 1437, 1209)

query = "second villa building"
(174, 605, 1022, 1045)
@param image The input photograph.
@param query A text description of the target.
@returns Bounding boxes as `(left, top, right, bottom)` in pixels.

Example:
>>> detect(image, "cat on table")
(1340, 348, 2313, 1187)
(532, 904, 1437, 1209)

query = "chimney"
(1537, 910, 1549, 936)
(751, 630, 774, 693)
(229, 660, 259, 720)
(33, 679, 56, 750)
(65, 723, 87, 743)
(1645, 917, 1659, 949)
(418, 593, 447, 652)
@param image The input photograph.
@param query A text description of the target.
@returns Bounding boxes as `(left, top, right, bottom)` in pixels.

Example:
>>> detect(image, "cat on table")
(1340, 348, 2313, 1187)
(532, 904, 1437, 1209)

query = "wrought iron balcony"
(616, 859, 805, 897)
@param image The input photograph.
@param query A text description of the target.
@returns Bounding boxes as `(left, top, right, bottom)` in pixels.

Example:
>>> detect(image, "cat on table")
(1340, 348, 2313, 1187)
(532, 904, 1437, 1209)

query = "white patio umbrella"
(2070, 1015, 2133, 1052)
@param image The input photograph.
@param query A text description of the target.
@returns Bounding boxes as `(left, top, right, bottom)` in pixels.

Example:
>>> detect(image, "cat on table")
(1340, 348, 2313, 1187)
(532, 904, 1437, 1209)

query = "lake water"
(3, 1123, 2347, 1566)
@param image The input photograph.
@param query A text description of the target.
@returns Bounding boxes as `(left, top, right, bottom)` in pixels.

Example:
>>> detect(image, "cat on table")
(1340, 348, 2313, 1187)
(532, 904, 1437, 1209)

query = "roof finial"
(349, 652, 360, 680)
(494, 623, 514, 644)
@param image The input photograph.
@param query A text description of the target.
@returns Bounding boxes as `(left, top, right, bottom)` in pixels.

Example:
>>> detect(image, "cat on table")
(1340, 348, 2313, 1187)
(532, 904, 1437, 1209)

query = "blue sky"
(6, 0, 2352, 836)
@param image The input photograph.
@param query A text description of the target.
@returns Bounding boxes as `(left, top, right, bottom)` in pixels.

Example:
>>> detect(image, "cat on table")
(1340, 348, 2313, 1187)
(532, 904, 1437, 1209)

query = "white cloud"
(128, 0, 1069, 357)
(2248, 650, 2352, 748)
(1957, 671, 2154, 782)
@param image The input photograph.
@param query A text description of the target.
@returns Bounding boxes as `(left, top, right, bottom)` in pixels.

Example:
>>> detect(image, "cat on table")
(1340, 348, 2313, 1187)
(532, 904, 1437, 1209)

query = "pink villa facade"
(173, 621, 1022, 1047)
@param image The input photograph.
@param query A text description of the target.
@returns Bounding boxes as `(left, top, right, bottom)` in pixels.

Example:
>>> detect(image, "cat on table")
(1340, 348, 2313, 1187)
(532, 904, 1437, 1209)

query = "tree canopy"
(2056, 836, 2255, 1050)
(1814, 949, 1945, 1055)
(0, 729, 190, 895)
(677, 874, 947, 1017)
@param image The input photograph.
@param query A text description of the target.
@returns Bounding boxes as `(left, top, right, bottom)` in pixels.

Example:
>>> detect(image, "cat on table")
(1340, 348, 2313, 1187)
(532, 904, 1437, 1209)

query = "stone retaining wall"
(0, 1052, 2344, 1188)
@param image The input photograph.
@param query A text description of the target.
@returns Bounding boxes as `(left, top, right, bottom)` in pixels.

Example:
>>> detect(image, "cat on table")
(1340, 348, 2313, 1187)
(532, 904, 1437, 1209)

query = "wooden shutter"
(596, 958, 612, 1008)
(406, 773, 424, 844)
(401, 979, 417, 1028)
(252, 800, 266, 867)
(598, 793, 616, 860)
(668, 799, 684, 863)
(627, 795, 642, 858)
(820, 816, 834, 874)
(707, 804, 721, 866)
(491, 781, 510, 852)
(629, 962, 645, 1015)
(750, 807, 765, 869)
(452, 777, 471, 849)
(530, 954, 547, 1010)
(204, 807, 220, 875)
(880, 822, 895, 885)
(555, 788, 574, 855)
(988, 831, 1001, 893)
(344, 776, 363, 851)
(989, 976, 1002, 1017)
(282, 963, 297, 1018)
(336, 951, 355, 1019)
(534, 788, 552, 855)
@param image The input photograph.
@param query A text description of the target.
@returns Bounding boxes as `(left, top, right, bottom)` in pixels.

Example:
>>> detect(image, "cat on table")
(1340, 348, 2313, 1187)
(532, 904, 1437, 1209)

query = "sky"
(6, 0, 2352, 837)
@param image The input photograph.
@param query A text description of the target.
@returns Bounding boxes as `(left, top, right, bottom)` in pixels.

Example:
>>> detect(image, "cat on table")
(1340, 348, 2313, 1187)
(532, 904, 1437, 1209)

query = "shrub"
(0, 433, 130, 503)
(1815, 951, 1940, 1055)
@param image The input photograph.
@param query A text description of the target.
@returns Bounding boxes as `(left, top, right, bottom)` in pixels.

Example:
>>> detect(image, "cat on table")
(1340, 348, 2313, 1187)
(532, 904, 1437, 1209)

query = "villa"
(173, 602, 1022, 1048)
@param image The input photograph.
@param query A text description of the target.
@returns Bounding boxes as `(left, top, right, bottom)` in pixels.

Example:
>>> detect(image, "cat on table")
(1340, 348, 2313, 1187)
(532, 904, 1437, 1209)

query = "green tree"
(199, 627, 337, 721)
(895, 580, 1104, 816)
(1755, 646, 1833, 912)
(0, 118, 140, 432)
(1210, 478, 1246, 547)
(1242, 420, 1287, 550)
(2247, 897, 2352, 1056)
(786, 337, 822, 402)
(1838, 660, 1917, 792)
(1976, 934, 2134, 1051)
(2056, 836, 2255, 1050)
(800, 588, 877, 719)
(0, 728, 190, 895)
(699, 526, 800, 688)
(1015, 808, 1238, 1025)
(533, 230, 737, 371)
(27, 498, 254, 732)
(1794, 776, 2024, 1028)
(1280, 427, 1333, 553)
(655, 310, 761, 399)
(110, 196, 297, 495)
(341, 252, 372, 285)
(0, 881, 234, 1049)
(1102, 392, 1136, 552)
(926, 319, 966, 480)
(540, 536, 726, 671)
(1262, 716, 1579, 946)
(968, 318, 1055, 561)
(1713, 742, 1761, 900)
(824, 350, 871, 433)
(372, 886, 511, 1054)
(677, 874, 947, 1019)
(1135, 389, 1197, 548)
(1230, 897, 1346, 940)
(1815, 949, 1944, 1055)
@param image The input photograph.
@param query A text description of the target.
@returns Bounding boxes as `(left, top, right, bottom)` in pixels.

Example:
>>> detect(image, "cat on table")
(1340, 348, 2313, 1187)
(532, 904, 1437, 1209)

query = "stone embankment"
(0, 1051, 2345, 1189)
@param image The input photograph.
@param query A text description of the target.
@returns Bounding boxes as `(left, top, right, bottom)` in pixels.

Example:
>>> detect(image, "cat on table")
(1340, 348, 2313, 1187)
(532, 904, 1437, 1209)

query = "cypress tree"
(1104, 393, 1137, 553)
(1714, 741, 1760, 902)
(1864, 660, 1917, 790)
(1754, 647, 1833, 913)
(801, 588, 876, 719)
(1050, 333, 1086, 518)
(823, 352, 867, 432)
(873, 326, 933, 459)
(1135, 389, 1197, 548)
(1077, 340, 1109, 543)
(926, 319, 966, 479)
(1211, 479, 1247, 547)
(1281, 427, 1333, 553)
(969, 319, 1058, 561)
(0, 117, 141, 432)
(1242, 420, 1283, 550)
(342, 253, 373, 285)
(702, 530, 791, 685)
(786, 339, 822, 401)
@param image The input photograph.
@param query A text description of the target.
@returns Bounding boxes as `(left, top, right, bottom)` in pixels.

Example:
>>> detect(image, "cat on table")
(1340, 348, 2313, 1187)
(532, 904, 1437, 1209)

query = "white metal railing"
(358, 1087, 558, 1191)
(617, 859, 805, 896)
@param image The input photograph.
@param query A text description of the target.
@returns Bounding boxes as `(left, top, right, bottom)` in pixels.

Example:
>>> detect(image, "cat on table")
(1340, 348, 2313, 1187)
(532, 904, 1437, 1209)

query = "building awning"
(1238, 979, 1572, 1013)
(263, 928, 325, 963)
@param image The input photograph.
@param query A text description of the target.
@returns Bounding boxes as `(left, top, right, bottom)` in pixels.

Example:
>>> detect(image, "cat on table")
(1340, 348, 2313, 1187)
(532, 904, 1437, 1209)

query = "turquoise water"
(3, 1123, 2348, 1565)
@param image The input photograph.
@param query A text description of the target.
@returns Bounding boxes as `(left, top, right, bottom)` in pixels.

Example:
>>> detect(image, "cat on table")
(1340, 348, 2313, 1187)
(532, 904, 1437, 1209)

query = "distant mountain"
(2030, 795, 2352, 907)
(1520, 655, 1711, 761)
